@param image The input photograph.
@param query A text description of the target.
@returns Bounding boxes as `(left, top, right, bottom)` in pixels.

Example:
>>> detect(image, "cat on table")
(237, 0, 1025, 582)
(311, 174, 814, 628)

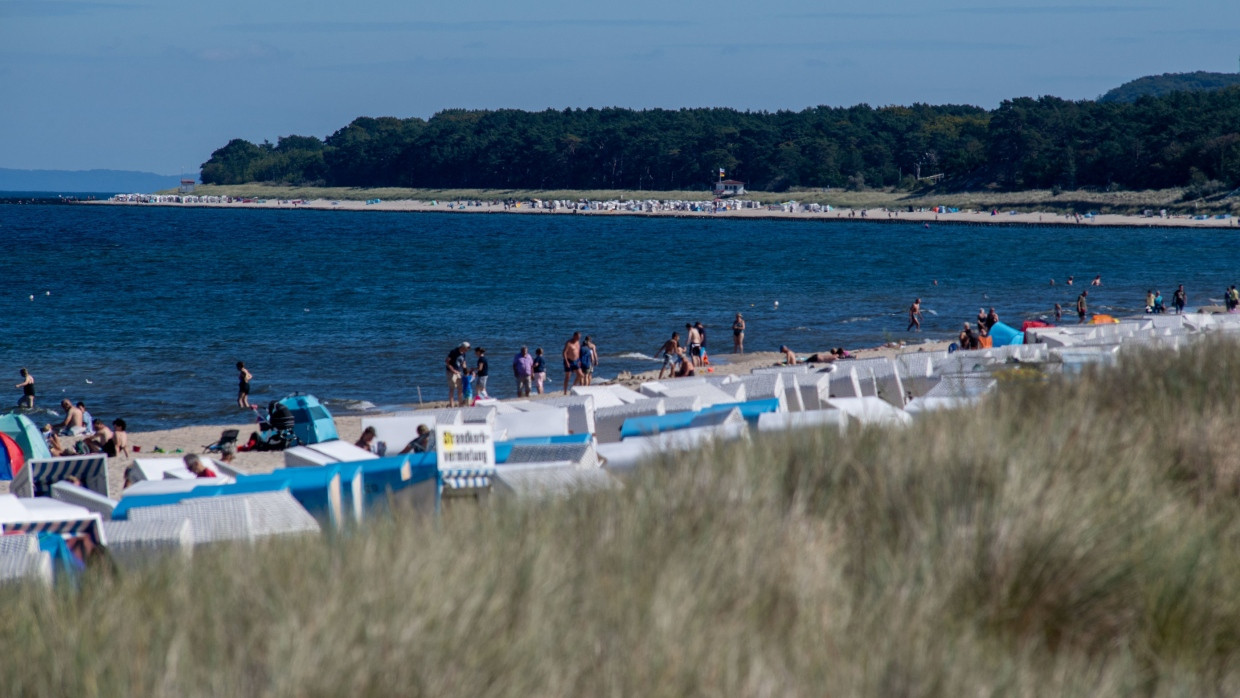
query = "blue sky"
(1, 0, 1237, 174)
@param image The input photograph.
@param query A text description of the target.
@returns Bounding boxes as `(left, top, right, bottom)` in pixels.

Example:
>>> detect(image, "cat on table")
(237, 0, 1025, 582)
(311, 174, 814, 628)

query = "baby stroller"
(250, 401, 301, 451)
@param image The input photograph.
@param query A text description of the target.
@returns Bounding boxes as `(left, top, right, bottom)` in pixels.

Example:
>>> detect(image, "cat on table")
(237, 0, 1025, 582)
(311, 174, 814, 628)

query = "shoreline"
(0, 340, 948, 499)
(86, 197, 1240, 229)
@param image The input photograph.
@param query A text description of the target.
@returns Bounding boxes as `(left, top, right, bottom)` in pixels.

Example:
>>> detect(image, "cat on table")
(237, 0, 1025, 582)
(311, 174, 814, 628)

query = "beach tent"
(0, 414, 52, 461)
(987, 321, 1025, 347)
(0, 433, 25, 480)
(278, 395, 338, 445)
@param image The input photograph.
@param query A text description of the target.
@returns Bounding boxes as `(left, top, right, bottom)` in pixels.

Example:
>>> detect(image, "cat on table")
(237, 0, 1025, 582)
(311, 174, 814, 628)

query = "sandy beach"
(94, 196, 1240, 229)
(0, 340, 948, 500)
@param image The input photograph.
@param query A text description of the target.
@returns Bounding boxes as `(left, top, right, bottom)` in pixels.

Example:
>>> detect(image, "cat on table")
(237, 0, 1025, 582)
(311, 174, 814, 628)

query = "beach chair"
(12, 454, 110, 499)
(203, 429, 240, 454)
(0, 549, 53, 587)
(102, 518, 194, 567)
(51, 481, 118, 519)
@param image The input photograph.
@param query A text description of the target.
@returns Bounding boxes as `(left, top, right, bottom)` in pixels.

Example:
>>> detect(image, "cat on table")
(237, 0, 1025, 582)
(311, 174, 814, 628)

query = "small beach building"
(179, 179, 196, 194)
(713, 179, 746, 196)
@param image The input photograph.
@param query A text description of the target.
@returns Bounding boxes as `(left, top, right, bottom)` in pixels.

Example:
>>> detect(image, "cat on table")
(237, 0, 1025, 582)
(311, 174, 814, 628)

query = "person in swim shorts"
(657, 332, 680, 379)
(562, 331, 583, 394)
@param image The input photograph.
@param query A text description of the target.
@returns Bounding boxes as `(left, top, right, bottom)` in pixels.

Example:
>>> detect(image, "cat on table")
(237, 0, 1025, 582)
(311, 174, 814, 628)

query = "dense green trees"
(1099, 71, 1240, 103)
(200, 87, 1240, 192)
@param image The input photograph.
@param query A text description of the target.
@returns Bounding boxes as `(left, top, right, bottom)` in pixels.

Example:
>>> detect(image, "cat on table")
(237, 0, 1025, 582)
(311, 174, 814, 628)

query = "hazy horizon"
(2, 0, 1237, 173)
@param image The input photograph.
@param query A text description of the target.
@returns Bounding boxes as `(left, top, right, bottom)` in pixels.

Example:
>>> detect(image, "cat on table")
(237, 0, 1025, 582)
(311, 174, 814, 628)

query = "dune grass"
(5, 342, 1240, 696)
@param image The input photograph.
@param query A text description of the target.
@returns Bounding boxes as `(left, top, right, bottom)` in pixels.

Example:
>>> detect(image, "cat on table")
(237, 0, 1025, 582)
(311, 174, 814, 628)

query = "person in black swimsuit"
(236, 361, 252, 409)
(15, 368, 34, 408)
(732, 313, 745, 353)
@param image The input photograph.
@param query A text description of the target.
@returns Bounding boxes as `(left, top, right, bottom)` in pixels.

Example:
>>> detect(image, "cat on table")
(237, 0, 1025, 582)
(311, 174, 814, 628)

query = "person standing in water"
(236, 361, 253, 409)
(732, 313, 746, 353)
(15, 368, 34, 408)
(1077, 290, 1088, 323)
(907, 299, 923, 332)
(1172, 284, 1186, 314)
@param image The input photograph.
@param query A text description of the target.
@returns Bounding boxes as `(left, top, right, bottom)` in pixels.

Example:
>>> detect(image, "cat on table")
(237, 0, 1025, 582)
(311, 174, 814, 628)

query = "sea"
(3, 194, 1239, 430)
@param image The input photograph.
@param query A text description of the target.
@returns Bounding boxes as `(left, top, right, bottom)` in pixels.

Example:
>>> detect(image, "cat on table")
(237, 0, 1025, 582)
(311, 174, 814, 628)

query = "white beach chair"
(12, 454, 110, 499)
(51, 481, 118, 519)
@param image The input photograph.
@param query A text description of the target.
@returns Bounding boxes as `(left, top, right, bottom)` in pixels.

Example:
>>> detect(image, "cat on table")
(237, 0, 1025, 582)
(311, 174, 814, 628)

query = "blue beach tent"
(278, 394, 339, 445)
(987, 321, 1024, 347)
(0, 413, 52, 461)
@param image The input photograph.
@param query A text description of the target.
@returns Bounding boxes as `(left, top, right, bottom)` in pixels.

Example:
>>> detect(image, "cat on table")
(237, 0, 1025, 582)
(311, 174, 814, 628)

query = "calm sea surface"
(2, 202, 1238, 429)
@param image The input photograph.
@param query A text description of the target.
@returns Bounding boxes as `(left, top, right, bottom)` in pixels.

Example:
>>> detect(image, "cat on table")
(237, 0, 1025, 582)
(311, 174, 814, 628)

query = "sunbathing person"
(399, 424, 433, 454)
(183, 453, 217, 478)
(780, 345, 798, 365)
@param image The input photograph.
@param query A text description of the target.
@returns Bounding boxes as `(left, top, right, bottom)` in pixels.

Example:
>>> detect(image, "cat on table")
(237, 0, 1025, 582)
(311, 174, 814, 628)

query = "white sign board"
(435, 424, 496, 470)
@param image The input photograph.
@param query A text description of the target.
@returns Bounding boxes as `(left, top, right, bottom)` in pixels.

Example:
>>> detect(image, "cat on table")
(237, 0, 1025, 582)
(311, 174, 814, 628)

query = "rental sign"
(435, 424, 496, 469)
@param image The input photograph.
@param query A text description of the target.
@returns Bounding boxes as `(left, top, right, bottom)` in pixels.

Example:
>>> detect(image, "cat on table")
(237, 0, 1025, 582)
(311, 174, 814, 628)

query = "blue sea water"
(2, 202, 1238, 429)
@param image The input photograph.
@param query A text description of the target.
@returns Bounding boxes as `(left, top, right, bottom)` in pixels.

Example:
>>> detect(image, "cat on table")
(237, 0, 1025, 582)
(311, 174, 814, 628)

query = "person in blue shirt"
(579, 336, 598, 386)
(462, 369, 475, 406)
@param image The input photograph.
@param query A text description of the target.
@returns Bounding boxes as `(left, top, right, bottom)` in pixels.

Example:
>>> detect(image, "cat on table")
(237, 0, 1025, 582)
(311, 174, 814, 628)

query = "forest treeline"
(201, 87, 1240, 193)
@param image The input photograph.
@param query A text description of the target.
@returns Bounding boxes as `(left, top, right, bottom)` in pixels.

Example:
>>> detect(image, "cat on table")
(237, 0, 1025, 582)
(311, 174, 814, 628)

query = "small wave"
(326, 399, 377, 411)
(841, 317, 873, 324)
(925, 309, 939, 316)
(615, 352, 660, 361)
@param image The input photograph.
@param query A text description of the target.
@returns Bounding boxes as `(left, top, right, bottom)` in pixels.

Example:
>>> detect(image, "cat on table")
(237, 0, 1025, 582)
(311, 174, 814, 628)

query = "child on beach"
(474, 347, 490, 399)
(463, 368, 476, 405)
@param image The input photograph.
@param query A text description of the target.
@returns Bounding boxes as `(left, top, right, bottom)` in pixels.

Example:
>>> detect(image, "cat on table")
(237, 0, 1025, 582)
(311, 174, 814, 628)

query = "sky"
(1, 0, 1238, 175)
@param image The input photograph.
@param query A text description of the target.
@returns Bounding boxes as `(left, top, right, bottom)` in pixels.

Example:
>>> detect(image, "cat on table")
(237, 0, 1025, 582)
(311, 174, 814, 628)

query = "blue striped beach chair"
(12, 454, 110, 498)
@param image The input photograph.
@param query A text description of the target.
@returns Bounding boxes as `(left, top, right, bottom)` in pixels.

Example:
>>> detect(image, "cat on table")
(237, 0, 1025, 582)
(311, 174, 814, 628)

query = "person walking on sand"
(1077, 290, 1088, 324)
(562, 332, 583, 394)
(732, 313, 746, 353)
(657, 332, 681, 379)
(907, 298, 923, 332)
(236, 361, 252, 409)
(512, 346, 534, 398)
(1173, 284, 1186, 314)
(532, 348, 547, 394)
(15, 368, 34, 408)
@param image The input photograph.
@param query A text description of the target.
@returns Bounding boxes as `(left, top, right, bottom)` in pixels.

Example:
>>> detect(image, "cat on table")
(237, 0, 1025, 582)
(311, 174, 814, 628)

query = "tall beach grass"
(4, 342, 1240, 696)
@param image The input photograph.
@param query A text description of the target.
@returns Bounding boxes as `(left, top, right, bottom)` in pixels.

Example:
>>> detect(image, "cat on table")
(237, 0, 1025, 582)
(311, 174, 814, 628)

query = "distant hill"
(1099, 71, 1240, 103)
(0, 168, 184, 194)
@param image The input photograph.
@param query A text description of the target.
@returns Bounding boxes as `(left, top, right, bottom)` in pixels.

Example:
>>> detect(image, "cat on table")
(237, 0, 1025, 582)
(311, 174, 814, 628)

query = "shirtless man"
(907, 298, 922, 332)
(562, 331, 584, 394)
(686, 323, 703, 367)
(58, 399, 84, 436)
(1077, 290, 1088, 324)
(656, 332, 680, 379)
(779, 345, 797, 366)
